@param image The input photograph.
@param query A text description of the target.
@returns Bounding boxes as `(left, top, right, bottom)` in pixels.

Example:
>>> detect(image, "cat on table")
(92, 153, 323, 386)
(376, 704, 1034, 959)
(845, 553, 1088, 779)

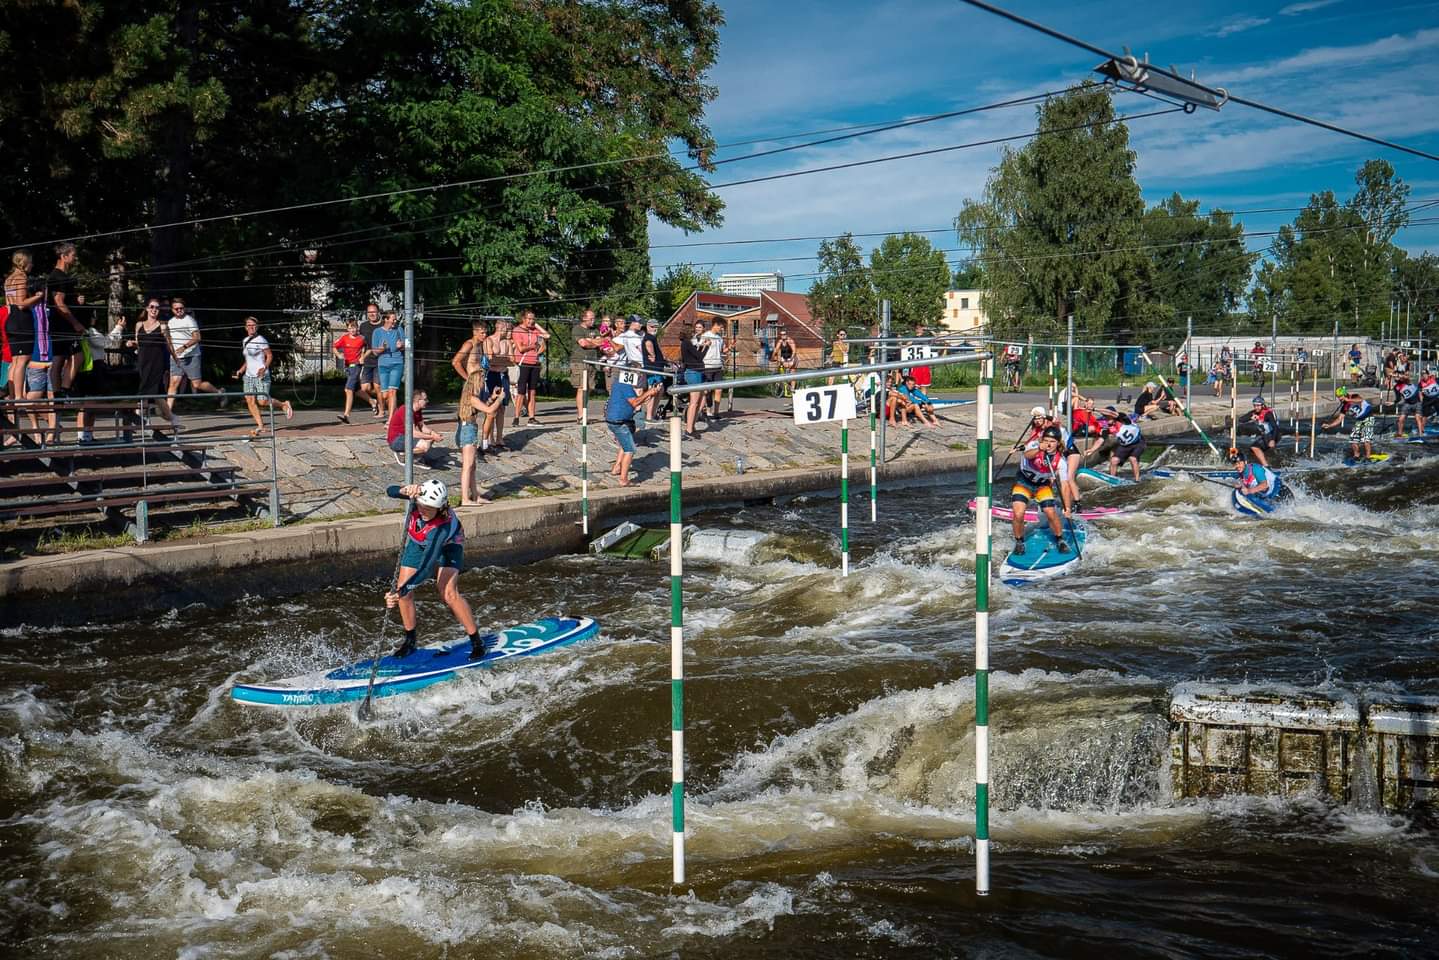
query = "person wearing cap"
(383, 479, 491, 661)
(1235, 395, 1279, 466)
(1134, 380, 1178, 419)
(605, 372, 662, 486)
(1108, 414, 1145, 481)
(1009, 425, 1073, 554)
(1393, 373, 1423, 438)
(1322, 385, 1376, 462)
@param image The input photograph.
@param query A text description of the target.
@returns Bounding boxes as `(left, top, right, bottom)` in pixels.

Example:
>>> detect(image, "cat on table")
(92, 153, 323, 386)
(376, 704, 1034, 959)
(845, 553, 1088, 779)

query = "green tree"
(808, 233, 876, 338)
(654, 263, 714, 318)
(870, 232, 949, 332)
(951, 260, 984, 289)
(1141, 193, 1255, 326)
(955, 84, 1160, 341)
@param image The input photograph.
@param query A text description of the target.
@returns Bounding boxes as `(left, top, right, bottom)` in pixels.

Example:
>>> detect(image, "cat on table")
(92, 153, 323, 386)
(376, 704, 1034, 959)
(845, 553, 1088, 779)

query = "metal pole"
(877, 300, 890, 462)
(1310, 362, 1318, 457)
(1065, 310, 1075, 418)
(403, 269, 415, 486)
(580, 369, 590, 535)
(1332, 318, 1340, 390)
(1185, 316, 1192, 414)
(840, 418, 850, 577)
(1230, 360, 1238, 451)
(973, 355, 993, 896)
(269, 403, 280, 526)
(869, 391, 877, 522)
(668, 414, 685, 885)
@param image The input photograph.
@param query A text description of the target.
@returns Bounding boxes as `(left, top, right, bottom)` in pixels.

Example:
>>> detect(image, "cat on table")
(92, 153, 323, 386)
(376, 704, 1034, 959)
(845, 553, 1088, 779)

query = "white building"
(716, 272, 784, 298)
(941, 289, 987, 333)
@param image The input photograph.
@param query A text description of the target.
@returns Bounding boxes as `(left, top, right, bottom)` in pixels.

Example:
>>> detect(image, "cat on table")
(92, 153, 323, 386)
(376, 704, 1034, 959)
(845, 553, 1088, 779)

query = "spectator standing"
(510, 309, 549, 427)
(700, 317, 726, 417)
(5, 252, 43, 421)
(616, 314, 645, 368)
(482, 318, 514, 450)
(449, 317, 487, 383)
(642, 318, 665, 421)
(570, 309, 600, 420)
(233, 315, 293, 438)
(456, 374, 505, 504)
(125, 299, 180, 439)
(371, 310, 404, 422)
(387, 388, 443, 468)
(165, 296, 227, 411)
(680, 318, 707, 438)
(360, 302, 384, 418)
(332, 317, 370, 423)
(46, 244, 83, 398)
(827, 330, 849, 386)
(605, 376, 661, 486)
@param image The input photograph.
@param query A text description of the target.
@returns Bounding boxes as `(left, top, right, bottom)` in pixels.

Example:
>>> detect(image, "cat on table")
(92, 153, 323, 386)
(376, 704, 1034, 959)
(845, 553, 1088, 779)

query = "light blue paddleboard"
(1077, 466, 1136, 486)
(1232, 488, 1277, 517)
(231, 616, 599, 707)
(1000, 522, 1086, 586)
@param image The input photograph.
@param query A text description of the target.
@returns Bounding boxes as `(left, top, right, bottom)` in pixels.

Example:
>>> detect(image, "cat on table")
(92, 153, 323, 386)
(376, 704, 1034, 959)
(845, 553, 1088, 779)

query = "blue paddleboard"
(231, 616, 599, 707)
(1232, 488, 1280, 517)
(1342, 453, 1390, 466)
(1000, 522, 1086, 586)
(1151, 468, 1235, 480)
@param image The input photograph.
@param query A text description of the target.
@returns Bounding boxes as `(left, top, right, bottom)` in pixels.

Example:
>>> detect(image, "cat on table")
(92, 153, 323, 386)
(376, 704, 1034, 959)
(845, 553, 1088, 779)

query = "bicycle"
(1003, 362, 1023, 393)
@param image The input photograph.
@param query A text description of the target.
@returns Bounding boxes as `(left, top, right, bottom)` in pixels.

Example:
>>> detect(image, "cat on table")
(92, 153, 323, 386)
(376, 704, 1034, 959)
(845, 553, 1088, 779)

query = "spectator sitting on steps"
(388, 388, 444, 469)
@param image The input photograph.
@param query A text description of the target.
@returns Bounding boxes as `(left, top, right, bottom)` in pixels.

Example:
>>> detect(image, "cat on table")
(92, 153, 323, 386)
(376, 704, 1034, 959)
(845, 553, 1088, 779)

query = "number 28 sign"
(793, 385, 857, 424)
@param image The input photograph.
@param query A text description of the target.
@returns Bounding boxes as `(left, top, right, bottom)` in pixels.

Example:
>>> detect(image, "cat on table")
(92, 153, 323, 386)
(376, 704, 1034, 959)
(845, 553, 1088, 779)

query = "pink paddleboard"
(966, 499, 1123, 522)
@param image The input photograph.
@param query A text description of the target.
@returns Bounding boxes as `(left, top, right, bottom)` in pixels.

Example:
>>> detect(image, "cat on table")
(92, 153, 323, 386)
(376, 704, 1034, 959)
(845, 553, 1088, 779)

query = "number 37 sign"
(793, 385, 857, 424)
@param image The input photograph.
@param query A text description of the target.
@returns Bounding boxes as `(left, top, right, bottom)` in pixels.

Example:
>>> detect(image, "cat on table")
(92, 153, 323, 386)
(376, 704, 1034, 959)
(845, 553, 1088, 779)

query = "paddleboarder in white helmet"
(384, 479, 491, 661)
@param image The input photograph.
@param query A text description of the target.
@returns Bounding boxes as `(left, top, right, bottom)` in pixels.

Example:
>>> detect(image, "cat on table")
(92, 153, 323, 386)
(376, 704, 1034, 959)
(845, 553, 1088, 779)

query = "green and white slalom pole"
(869, 391, 878, 522)
(668, 413, 686, 884)
(580, 369, 590, 535)
(840, 417, 850, 576)
(974, 356, 993, 896)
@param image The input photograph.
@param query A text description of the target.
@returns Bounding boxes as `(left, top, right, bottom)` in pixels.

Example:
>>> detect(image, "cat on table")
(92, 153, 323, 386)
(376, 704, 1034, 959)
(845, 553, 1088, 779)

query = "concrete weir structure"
(1170, 683, 1439, 812)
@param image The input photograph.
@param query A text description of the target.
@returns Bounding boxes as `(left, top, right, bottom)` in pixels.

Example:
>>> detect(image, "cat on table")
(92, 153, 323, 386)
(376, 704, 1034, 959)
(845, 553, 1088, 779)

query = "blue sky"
(648, 0, 1439, 294)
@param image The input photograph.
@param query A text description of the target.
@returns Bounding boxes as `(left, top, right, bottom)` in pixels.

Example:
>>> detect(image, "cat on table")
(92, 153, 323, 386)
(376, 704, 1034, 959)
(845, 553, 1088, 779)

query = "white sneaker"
(393, 451, 404, 465)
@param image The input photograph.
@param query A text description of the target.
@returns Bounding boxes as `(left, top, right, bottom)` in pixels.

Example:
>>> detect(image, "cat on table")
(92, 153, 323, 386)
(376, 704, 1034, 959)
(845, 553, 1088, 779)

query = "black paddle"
(1194, 472, 1240, 490)
(1063, 512, 1083, 560)
(357, 500, 414, 722)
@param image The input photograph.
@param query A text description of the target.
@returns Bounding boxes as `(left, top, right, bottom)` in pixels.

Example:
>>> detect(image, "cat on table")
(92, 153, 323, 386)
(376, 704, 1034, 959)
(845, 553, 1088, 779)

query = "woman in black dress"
(126, 298, 179, 433)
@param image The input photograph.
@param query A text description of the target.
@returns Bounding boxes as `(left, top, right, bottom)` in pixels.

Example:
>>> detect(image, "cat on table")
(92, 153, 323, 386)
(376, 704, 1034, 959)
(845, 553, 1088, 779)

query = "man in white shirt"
(166, 296, 228, 409)
(700, 317, 726, 416)
(616, 314, 646, 367)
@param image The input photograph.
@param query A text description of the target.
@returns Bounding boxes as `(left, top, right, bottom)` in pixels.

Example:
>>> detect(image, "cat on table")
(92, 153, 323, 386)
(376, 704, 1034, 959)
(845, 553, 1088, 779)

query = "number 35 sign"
(793, 385, 857, 424)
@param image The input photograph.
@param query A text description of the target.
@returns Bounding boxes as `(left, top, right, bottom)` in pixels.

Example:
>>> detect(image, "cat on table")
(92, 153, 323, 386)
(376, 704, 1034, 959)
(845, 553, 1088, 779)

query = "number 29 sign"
(793, 385, 857, 424)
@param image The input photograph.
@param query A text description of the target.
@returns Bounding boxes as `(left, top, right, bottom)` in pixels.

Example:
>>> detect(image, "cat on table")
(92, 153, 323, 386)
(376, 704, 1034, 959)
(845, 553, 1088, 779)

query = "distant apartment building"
(716, 271, 784, 298)
(942, 289, 988, 333)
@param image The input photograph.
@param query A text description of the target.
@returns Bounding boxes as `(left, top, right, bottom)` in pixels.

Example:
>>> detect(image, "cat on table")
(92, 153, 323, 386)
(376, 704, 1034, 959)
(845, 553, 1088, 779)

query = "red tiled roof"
(761, 291, 822, 344)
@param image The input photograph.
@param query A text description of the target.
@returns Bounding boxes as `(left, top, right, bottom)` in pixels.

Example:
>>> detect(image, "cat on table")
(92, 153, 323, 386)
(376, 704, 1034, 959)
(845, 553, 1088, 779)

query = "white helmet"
(416, 479, 448, 508)
(1029, 405, 1047, 417)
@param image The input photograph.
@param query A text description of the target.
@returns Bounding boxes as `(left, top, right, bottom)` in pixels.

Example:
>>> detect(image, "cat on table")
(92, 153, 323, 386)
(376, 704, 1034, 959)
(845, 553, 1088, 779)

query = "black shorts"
(1423, 396, 1439, 417)
(515, 363, 540, 394)
(1114, 440, 1146, 462)
(702, 368, 722, 383)
(50, 329, 82, 357)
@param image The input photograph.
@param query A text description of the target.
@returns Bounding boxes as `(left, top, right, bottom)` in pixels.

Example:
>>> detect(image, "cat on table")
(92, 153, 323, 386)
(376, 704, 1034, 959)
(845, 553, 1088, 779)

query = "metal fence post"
(403, 269, 415, 486)
(877, 300, 890, 462)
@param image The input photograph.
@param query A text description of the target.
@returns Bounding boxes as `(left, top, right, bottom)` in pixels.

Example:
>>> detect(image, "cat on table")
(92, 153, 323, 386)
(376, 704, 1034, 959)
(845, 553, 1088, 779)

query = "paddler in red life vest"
(383, 479, 492, 661)
(1321, 385, 1375, 461)
(1393, 374, 1424, 439)
(1235, 395, 1279, 466)
(1009, 425, 1073, 554)
(1012, 405, 1051, 453)
(1228, 446, 1283, 501)
(1420, 368, 1439, 426)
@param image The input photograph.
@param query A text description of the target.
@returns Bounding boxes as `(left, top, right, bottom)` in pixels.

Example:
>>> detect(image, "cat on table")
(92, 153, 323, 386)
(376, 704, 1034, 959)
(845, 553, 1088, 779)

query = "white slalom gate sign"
(901, 344, 935, 362)
(618, 369, 641, 386)
(1261, 359, 1278, 373)
(793, 385, 856, 425)
(793, 385, 856, 577)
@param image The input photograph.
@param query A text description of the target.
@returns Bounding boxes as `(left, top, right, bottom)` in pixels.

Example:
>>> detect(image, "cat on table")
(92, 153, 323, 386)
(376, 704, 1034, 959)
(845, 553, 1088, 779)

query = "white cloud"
(1211, 16, 1272, 38)
(1280, 0, 1342, 14)
(1216, 27, 1439, 84)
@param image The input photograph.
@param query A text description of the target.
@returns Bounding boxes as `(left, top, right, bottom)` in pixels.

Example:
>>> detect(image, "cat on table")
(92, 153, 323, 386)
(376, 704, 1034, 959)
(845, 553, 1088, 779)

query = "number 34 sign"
(793, 385, 857, 424)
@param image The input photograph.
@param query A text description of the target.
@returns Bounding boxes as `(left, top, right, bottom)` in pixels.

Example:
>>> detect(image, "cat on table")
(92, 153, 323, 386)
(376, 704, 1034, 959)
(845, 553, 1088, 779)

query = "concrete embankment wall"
(1, 413, 1219, 627)
(1170, 683, 1439, 813)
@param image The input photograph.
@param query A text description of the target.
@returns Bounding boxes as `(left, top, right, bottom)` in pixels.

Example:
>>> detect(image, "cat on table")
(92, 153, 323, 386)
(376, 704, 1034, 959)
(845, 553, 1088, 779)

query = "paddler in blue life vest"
(1228, 447, 1283, 503)
(1009, 425, 1073, 554)
(1321, 385, 1375, 462)
(1235, 395, 1280, 466)
(384, 479, 491, 660)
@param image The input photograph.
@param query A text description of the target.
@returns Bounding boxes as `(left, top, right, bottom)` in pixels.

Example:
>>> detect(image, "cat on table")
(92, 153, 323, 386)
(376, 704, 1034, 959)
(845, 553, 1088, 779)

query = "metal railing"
(1, 389, 282, 539)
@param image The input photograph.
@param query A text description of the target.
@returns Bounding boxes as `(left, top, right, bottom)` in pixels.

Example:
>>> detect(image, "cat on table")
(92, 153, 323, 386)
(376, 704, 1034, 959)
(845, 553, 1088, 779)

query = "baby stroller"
(1360, 364, 1378, 387)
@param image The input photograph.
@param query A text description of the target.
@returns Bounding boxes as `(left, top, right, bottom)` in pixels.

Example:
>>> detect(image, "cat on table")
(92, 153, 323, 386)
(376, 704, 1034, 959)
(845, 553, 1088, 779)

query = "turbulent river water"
(3, 447, 1439, 959)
